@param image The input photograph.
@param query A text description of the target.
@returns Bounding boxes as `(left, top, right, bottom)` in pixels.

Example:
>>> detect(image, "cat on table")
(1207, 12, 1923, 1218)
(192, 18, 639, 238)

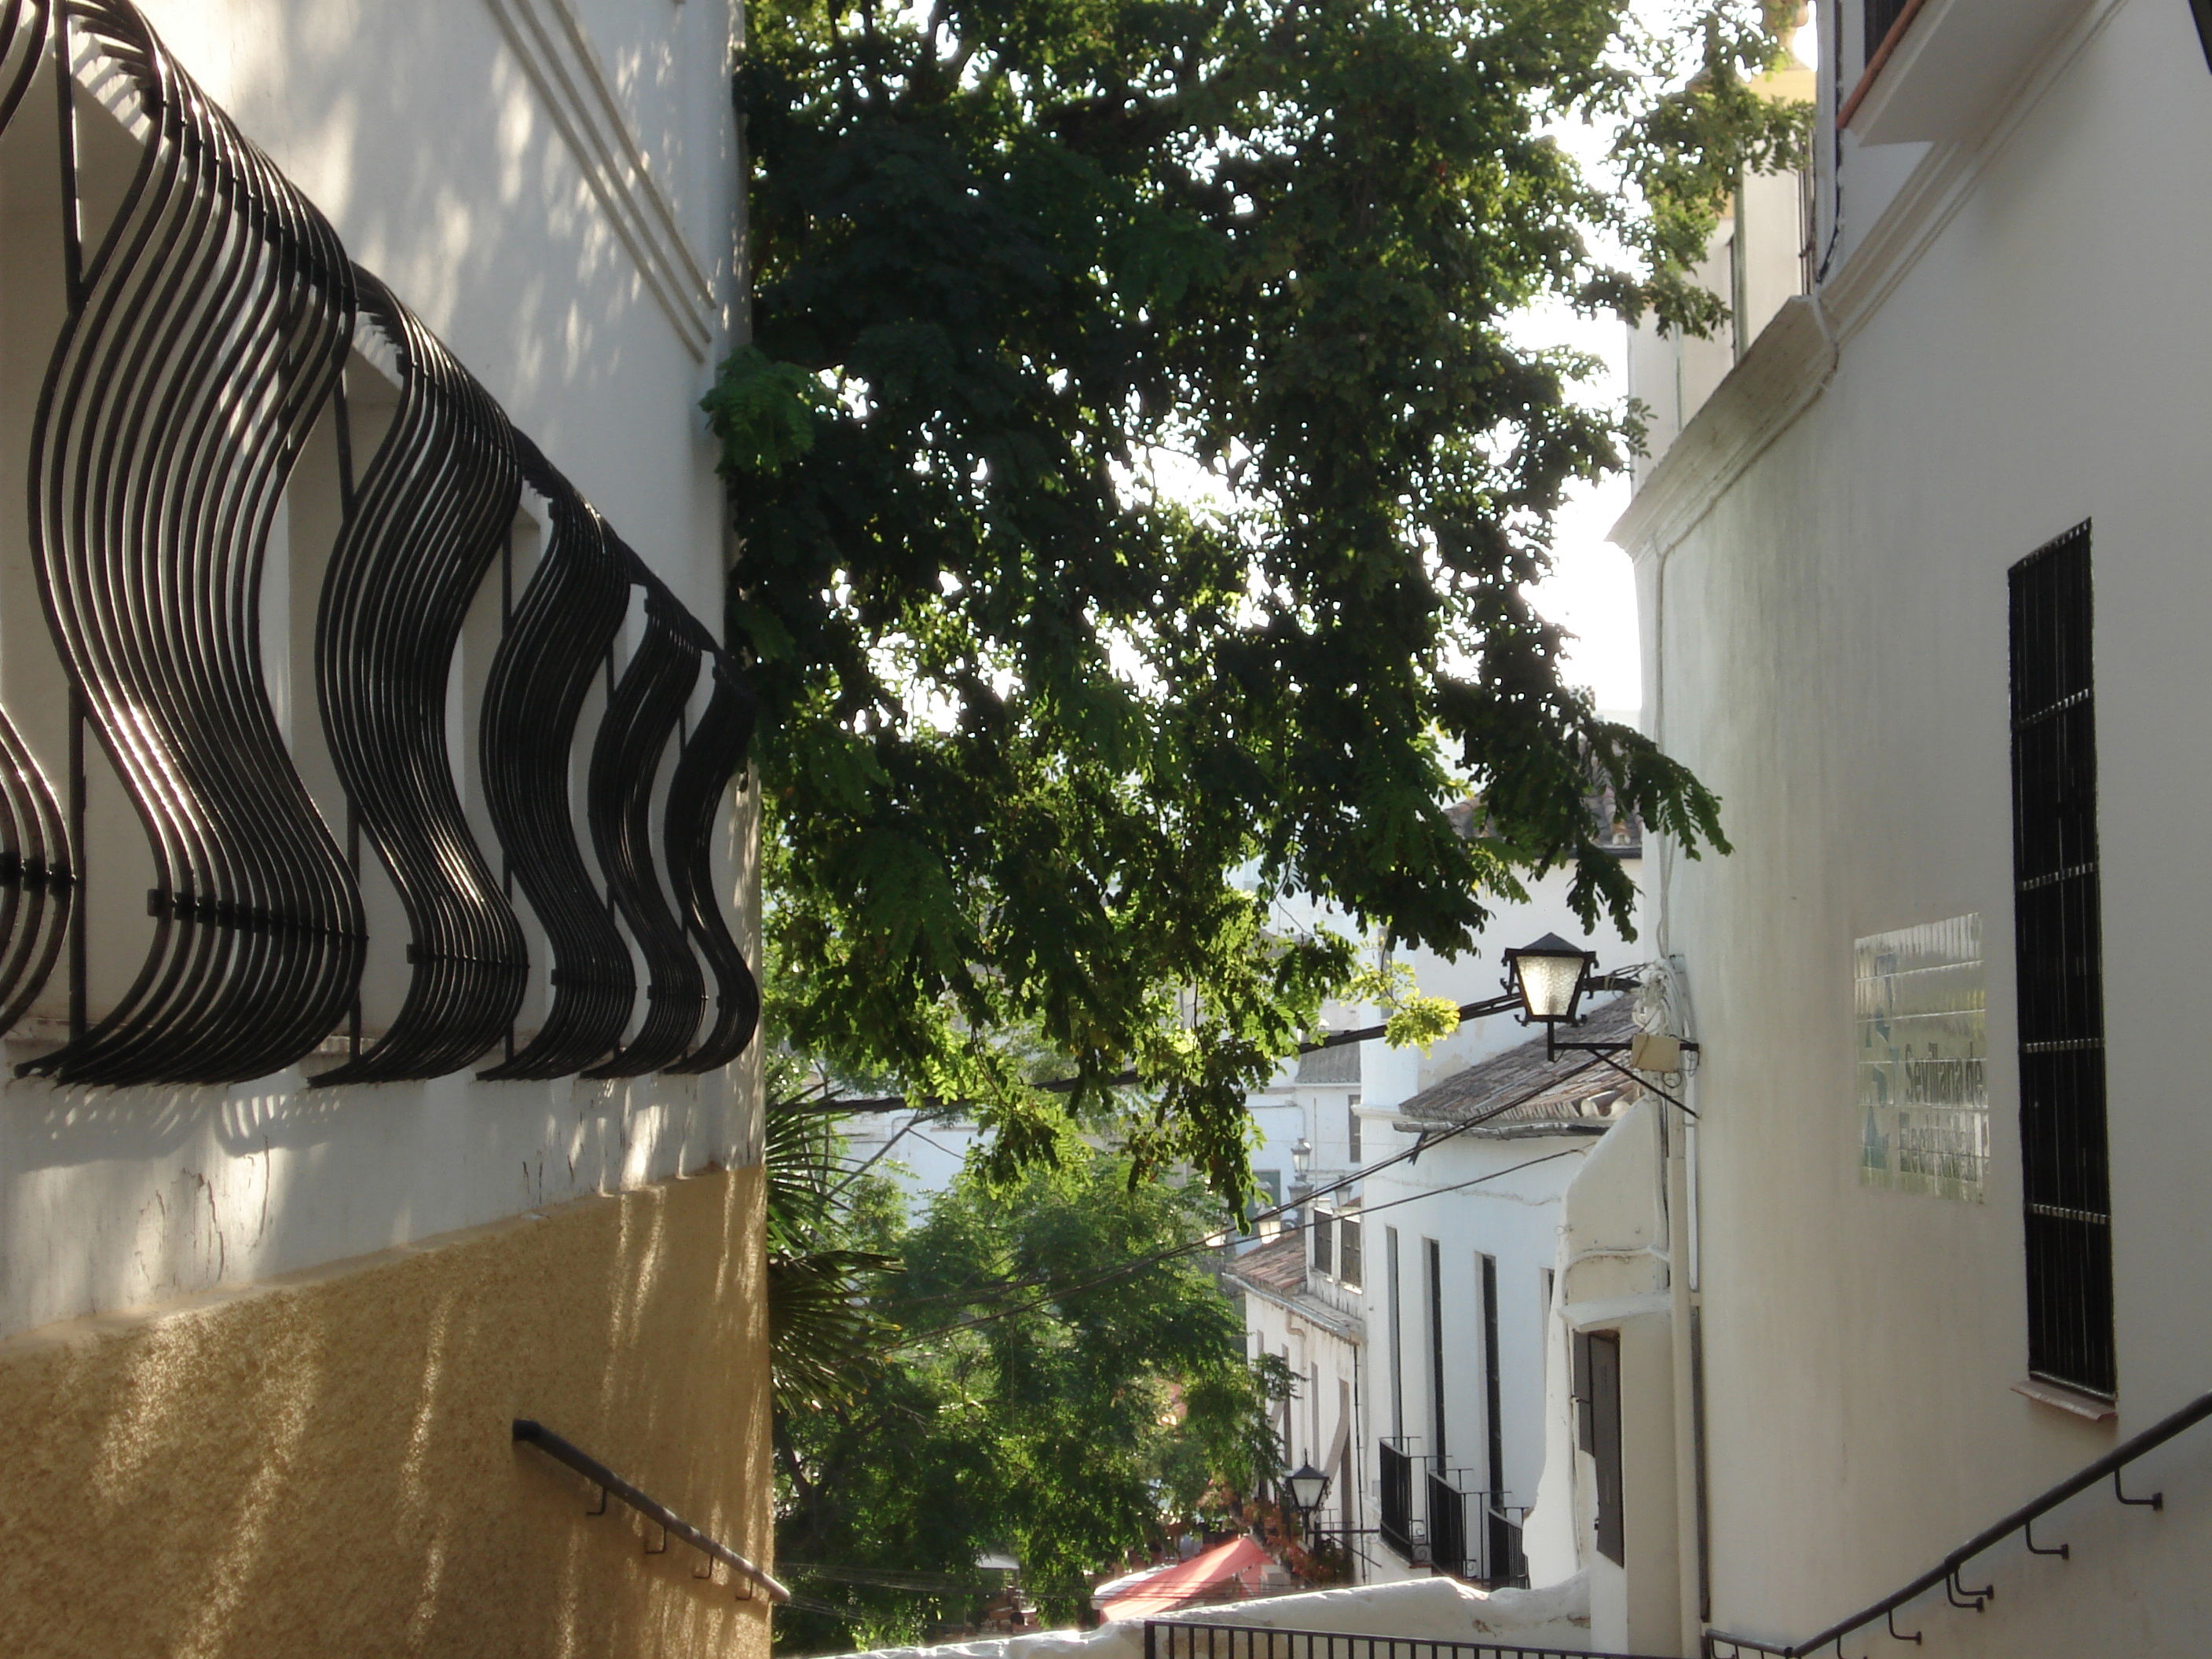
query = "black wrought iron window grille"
(0, 0, 760, 1087)
(2009, 522, 2115, 1400)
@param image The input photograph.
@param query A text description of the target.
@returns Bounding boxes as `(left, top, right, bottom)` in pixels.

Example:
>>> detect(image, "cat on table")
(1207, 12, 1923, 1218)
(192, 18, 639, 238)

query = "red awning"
(1095, 1536, 1273, 1623)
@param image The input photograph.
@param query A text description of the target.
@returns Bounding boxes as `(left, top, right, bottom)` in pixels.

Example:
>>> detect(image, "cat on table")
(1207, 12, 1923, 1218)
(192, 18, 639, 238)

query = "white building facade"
(1231, 862, 1644, 1598)
(1591, 1, 2212, 1654)
(0, 4, 770, 1654)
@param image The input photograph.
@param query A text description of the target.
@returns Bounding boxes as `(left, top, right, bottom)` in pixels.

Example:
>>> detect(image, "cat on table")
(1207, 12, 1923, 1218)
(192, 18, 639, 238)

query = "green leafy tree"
(773, 1146, 1284, 1652)
(766, 1101, 904, 1416)
(716, 0, 1799, 1204)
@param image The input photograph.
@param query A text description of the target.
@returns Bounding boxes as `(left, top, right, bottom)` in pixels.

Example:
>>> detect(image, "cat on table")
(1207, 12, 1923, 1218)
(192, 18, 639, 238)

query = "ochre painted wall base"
(0, 1165, 771, 1659)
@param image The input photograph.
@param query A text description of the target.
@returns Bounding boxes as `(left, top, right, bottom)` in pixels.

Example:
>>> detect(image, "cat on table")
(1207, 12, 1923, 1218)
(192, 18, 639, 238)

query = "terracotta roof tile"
(1391, 996, 1641, 1133)
(1223, 1229, 1308, 1298)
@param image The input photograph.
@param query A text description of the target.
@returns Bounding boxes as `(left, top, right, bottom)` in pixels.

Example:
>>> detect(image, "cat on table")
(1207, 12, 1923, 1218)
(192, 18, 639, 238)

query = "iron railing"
(1377, 1441, 1423, 1563)
(1426, 1471, 1527, 1590)
(1705, 1387, 2212, 1657)
(513, 1419, 789, 1603)
(0, 0, 760, 1084)
(1146, 1619, 1667, 1659)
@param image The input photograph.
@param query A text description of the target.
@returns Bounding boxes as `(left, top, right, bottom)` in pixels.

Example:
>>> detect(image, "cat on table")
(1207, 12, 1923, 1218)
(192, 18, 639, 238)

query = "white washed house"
(1229, 843, 1642, 1589)
(1577, 0, 2212, 1654)
(0, 4, 770, 1653)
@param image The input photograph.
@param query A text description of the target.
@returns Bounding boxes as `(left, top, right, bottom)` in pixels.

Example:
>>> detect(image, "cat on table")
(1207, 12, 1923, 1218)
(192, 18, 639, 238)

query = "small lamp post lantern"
(1502, 933, 1598, 1026)
(1501, 933, 1700, 1076)
(1284, 1462, 1331, 1529)
(1290, 1136, 1313, 1183)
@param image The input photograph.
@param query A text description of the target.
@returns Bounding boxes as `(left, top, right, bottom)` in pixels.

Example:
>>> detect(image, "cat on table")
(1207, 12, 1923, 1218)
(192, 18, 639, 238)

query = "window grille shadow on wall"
(0, 0, 759, 1086)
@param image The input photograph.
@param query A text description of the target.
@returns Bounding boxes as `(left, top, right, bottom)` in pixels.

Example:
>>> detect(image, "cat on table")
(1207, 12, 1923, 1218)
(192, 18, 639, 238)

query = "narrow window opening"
(2009, 522, 2115, 1399)
(1585, 1330, 1624, 1566)
(1386, 1225, 1405, 1439)
(1425, 1237, 1447, 1461)
(1478, 1253, 1508, 1579)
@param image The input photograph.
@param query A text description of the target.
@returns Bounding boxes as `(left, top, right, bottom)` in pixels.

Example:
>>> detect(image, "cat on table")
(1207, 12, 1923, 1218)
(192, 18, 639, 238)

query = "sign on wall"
(1855, 914, 1987, 1201)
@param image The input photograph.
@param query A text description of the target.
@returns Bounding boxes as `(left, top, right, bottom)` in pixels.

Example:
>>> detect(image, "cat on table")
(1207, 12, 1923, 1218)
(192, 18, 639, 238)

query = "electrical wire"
(887, 1056, 1609, 1348)
(781, 991, 1531, 1116)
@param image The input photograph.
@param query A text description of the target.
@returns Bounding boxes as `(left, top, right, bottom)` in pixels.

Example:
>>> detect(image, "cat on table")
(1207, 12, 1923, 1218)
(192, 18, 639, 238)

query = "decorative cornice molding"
(1611, 0, 2131, 562)
(482, 0, 719, 360)
(1610, 295, 1834, 561)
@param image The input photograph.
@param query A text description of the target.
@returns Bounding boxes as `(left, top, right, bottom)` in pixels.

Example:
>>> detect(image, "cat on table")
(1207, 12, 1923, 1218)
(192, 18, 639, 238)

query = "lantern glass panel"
(1513, 943, 1589, 1022)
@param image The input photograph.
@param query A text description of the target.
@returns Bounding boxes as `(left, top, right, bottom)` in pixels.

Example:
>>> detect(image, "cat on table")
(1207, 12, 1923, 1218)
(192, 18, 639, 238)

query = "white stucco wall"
(1243, 1274, 1369, 1558)
(1255, 867, 1640, 1107)
(1356, 1130, 1591, 1586)
(826, 1573, 1597, 1659)
(1614, 1, 2212, 1652)
(0, 0, 749, 1337)
(1239, 868, 1639, 1590)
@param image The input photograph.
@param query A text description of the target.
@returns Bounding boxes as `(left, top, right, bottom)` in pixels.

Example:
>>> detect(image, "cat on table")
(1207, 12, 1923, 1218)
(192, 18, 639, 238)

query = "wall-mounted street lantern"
(1503, 934, 1698, 1075)
(1502, 933, 1599, 1025)
(1284, 1462, 1331, 1532)
(1291, 1137, 1313, 1182)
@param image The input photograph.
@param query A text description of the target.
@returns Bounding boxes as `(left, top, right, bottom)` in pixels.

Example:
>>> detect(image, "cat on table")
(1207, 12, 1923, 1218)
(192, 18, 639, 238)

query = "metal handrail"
(512, 1419, 791, 1603)
(1706, 1388, 2212, 1656)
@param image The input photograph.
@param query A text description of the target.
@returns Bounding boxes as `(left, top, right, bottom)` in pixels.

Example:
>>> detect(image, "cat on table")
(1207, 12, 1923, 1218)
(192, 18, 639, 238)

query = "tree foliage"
(767, 1101, 903, 1415)
(716, 0, 1799, 1204)
(772, 1144, 1285, 1653)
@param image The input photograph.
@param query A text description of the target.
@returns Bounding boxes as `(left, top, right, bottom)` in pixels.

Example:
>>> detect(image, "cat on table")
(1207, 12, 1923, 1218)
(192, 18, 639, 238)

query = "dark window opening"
(2009, 522, 2115, 1399)
(1311, 1210, 1335, 1278)
(1586, 1331, 1624, 1566)
(1425, 1238, 1447, 1460)
(1339, 1213, 1363, 1289)
(1479, 1253, 1509, 1578)
(1386, 1225, 1404, 1437)
(1864, 0, 1912, 69)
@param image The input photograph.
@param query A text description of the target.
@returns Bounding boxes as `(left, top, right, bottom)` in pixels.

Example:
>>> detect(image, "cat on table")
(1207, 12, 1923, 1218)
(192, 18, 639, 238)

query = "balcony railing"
(1377, 1441, 1423, 1563)
(1426, 1470, 1528, 1590)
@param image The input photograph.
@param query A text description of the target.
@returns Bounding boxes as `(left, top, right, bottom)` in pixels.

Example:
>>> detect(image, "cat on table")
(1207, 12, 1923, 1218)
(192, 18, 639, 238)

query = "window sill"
(1842, 0, 2099, 148)
(2013, 1376, 2117, 1423)
(1838, 0, 1932, 129)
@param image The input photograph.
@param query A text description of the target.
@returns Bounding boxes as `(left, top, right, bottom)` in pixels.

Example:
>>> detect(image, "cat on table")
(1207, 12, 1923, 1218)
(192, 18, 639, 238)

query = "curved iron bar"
(2113, 1465, 2164, 1510)
(24, 1, 362, 1085)
(0, 716, 71, 1039)
(581, 591, 705, 1078)
(1, 0, 48, 133)
(476, 435, 634, 1079)
(1940, 1567, 1986, 1612)
(605, 545, 761, 1075)
(659, 654, 758, 1073)
(0, 0, 73, 1042)
(309, 270, 526, 1083)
